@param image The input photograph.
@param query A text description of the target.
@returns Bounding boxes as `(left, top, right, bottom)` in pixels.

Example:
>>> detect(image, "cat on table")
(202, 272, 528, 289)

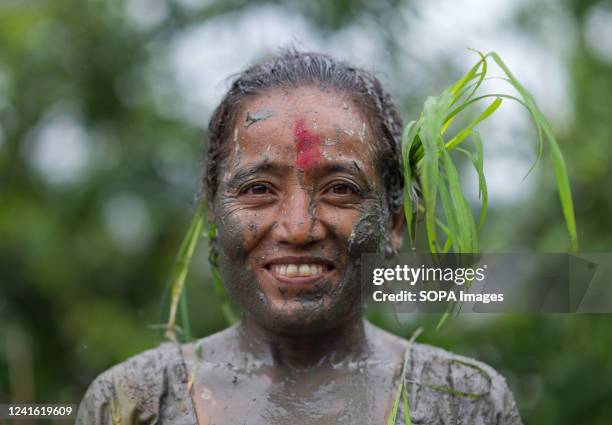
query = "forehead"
(240, 86, 367, 129)
(225, 86, 378, 173)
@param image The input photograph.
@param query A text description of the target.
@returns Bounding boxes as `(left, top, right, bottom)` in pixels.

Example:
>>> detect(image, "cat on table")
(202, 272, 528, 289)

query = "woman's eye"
(329, 183, 358, 195)
(242, 184, 270, 195)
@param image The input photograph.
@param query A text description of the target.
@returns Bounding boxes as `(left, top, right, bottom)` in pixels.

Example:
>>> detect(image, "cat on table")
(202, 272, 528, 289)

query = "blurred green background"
(1, 0, 611, 423)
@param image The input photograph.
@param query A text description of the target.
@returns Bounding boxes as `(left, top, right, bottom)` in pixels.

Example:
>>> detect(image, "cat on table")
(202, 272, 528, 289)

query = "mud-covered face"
(213, 86, 403, 335)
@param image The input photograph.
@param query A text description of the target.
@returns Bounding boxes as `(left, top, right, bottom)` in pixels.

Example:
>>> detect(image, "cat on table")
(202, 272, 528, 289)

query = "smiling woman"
(213, 85, 400, 337)
(76, 50, 522, 425)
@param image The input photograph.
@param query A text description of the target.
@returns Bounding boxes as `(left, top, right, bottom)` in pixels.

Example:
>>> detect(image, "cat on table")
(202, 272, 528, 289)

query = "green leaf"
(443, 148, 479, 252)
(402, 385, 411, 425)
(165, 201, 206, 341)
(401, 120, 420, 247)
(179, 281, 191, 341)
(419, 92, 454, 253)
(489, 52, 577, 251)
(456, 132, 487, 230)
(445, 97, 502, 151)
(387, 378, 404, 425)
(402, 50, 578, 261)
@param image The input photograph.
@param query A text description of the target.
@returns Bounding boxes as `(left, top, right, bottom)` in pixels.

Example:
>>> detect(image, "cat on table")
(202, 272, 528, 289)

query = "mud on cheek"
(347, 196, 390, 257)
(213, 210, 263, 304)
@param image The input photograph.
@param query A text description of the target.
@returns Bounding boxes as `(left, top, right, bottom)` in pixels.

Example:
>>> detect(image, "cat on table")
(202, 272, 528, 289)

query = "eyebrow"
(225, 161, 292, 189)
(224, 159, 373, 190)
(309, 161, 370, 184)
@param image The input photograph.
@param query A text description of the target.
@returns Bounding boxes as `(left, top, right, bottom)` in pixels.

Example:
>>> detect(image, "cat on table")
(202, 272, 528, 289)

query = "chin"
(255, 297, 363, 336)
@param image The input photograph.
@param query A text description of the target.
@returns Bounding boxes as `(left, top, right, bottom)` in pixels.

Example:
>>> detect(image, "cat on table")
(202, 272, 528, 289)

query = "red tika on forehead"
(294, 118, 323, 170)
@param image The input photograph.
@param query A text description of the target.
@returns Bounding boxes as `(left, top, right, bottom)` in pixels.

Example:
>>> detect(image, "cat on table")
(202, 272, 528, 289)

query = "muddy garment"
(76, 339, 522, 425)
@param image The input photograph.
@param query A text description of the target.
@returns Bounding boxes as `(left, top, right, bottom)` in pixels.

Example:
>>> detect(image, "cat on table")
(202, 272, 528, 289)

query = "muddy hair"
(201, 49, 404, 213)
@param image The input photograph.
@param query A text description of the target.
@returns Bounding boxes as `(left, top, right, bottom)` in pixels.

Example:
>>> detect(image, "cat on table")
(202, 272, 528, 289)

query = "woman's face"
(213, 86, 403, 335)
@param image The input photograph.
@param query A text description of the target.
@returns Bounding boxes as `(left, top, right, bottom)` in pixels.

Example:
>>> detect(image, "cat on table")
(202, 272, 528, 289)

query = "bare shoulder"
(405, 342, 523, 424)
(408, 342, 509, 398)
(75, 342, 192, 425)
(86, 341, 183, 394)
(365, 323, 522, 424)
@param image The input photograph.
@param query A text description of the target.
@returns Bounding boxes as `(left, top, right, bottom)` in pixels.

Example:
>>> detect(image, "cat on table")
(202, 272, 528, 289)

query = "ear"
(388, 210, 406, 253)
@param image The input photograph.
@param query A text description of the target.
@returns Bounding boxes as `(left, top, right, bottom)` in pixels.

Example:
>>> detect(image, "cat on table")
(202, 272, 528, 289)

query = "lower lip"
(264, 267, 332, 285)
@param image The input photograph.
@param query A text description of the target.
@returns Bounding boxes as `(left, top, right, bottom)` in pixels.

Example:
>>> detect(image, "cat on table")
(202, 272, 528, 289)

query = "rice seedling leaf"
(179, 282, 191, 341)
(445, 97, 502, 151)
(455, 134, 487, 230)
(402, 385, 411, 425)
(402, 120, 420, 246)
(387, 378, 404, 425)
(437, 174, 460, 253)
(449, 56, 485, 99)
(165, 201, 206, 341)
(444, 149, 479, 252)
(403, 50, 577, 263)
(419, 92, 455, 253)
(490, 52, 577, 250)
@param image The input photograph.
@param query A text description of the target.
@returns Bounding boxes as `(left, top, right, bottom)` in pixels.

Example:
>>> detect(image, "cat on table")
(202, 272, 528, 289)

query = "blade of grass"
(444, 149, 479, 252)
(437, 175, 460, 253)
(490, 52, 577, 250)
(179, 281, 191, 341)
(165, 201, 205, 341)
(419, 92, 455, 253)
(401, 120, 421, 246)
(546, 128, 578, 251)
(387, 376, 404, 425)
(387, 328, 422, 425)
(455, 133, 488, 230)
(449, 56, 486, 99)
(402, 385, 411, 425)
(445, 97, 502, 151)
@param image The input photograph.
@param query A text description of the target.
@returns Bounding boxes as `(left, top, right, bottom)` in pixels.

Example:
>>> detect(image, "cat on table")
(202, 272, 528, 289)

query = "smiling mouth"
(264, 259, 334, 284)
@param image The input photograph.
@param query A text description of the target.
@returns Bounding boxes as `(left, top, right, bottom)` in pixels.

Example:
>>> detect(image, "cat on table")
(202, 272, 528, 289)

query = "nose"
(272, 188, 326, 246)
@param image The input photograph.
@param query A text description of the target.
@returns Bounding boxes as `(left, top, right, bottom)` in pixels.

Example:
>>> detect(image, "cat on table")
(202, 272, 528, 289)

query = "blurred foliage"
(0, 0, 611, 424)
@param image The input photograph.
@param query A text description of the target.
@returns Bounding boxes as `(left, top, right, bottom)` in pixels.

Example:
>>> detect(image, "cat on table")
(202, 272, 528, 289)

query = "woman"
(76, 50, 522, 425)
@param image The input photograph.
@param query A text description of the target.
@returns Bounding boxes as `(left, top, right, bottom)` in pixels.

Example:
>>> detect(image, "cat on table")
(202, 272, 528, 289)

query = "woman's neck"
(235, 316, 371, 370)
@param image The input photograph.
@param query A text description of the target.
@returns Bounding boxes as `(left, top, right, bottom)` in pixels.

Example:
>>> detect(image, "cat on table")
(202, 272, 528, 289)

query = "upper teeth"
(272, 264, 325, 277)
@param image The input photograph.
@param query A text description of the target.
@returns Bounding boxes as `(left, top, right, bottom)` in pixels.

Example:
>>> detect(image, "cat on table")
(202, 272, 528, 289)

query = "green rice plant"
(387, 328, 422, 425)
(402, 50, 578, 254)
(164, 201, 205, 341)
(164, 201, 236, 342)
(390, 50, 578, 422)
